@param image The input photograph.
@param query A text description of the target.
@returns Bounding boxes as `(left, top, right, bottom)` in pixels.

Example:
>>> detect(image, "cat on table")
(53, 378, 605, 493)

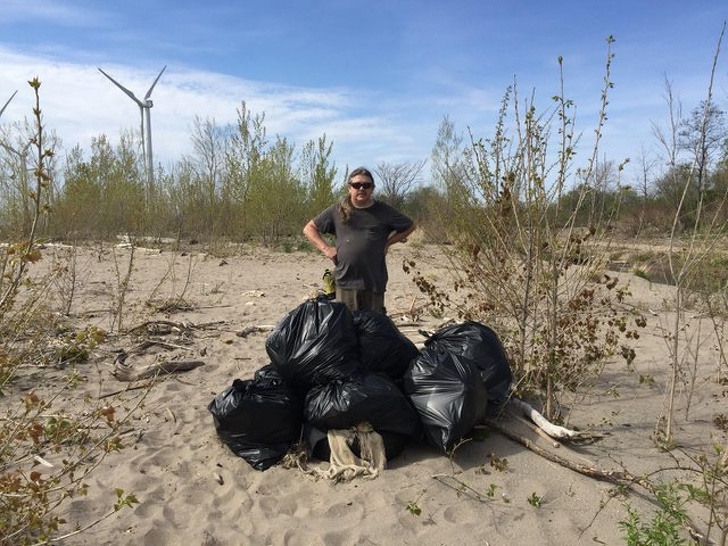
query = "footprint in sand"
(442, 501, 486, 525)
(142, 526, 176, 546)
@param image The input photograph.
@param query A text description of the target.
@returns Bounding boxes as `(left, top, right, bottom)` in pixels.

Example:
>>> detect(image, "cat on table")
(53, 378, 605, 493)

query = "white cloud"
(0, 50, 437, 174)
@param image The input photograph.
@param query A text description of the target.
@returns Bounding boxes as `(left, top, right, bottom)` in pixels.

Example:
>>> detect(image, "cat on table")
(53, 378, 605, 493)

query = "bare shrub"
(406, 37, 645, 420)
(654, 23, 728, 445)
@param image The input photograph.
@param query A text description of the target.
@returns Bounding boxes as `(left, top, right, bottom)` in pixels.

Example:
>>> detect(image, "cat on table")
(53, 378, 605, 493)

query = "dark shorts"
(336, 288, 385, 313)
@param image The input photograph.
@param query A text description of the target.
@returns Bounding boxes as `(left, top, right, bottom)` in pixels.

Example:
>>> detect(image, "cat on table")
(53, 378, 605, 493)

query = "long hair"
(339, 167, 375, 224)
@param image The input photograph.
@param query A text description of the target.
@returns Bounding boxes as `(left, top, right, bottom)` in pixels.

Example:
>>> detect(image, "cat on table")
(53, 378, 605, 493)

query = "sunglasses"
(349, 182, 373, 190)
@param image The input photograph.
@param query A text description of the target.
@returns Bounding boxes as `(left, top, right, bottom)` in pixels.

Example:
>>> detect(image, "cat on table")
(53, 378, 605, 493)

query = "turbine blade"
(0, 90, 18, 119)
(144, 65, 167, 100)
(98, 67, 143, 107)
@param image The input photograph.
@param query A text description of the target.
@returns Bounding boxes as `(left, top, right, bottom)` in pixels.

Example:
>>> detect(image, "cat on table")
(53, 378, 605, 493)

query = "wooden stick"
(99, 381, 157, 399)
(484, 417, 648, 488)
(113, 360, 205, 382)
(133, 339, 192, 352)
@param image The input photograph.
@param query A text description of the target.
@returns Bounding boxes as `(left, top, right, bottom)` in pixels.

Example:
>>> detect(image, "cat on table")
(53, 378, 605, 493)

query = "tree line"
(0, 85, 727, 248)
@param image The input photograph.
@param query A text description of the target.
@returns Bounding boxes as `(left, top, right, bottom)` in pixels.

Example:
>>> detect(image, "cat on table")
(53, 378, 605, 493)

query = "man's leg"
(358, 291, 386, 314)
(335, 289, 385, 313)
(336, 287, 359, 311)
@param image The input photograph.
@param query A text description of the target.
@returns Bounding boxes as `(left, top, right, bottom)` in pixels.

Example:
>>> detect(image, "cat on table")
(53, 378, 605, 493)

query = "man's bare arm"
(303, 220, 337, 263)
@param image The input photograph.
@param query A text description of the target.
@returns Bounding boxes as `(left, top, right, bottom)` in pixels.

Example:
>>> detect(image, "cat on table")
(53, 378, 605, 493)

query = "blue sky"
(0, 0, 726, 183)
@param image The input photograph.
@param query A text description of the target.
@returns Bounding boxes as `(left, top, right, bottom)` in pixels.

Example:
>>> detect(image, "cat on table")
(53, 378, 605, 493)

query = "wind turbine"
(0, 90, 17, 120)
(98, 65, 166, 194)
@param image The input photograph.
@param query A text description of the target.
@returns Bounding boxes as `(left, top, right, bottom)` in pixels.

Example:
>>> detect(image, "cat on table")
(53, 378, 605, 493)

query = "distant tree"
(569, 158, 621, 230)
(373, 159, 426, 209)
(244, 136, 304, 243)
(1, 119, 61, 237)
(632, 145, 659, 235)
(54, 145, 102, 238)
(189, 115, 229, 199)
(301, 134, 337, 216)
(0, 130, 33, 237)
(431, 115, 467, 195)
(226, 101, 268, 237)
(678, 99, 726, 203)
(404, 184, 449, 242)
(651, 76, 697, 231)
(652, 76, 682, 170)
(54, 133, 144, 239)
(654, 162, 698, 231)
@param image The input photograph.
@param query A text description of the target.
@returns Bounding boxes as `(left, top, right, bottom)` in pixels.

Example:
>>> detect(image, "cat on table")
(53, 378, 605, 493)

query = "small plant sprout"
(406, 501, 422, 517)
(527, 492, 544, 508)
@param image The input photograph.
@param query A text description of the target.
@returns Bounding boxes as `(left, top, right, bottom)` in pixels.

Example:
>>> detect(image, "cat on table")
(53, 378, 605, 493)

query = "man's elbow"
(303, 220, 315, 237)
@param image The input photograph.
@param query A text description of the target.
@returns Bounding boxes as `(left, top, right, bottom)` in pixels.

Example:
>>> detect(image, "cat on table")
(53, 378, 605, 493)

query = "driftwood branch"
(126, 319, 192, 335)
(99, 381, 156, 399)
(113, 357, 205, 381)
(482, 418, 649, 489)
(236, 325, 275, 338)
(125, 319, 226, 336)
(111, 318, 215, 381)
(133, 339, 193, 352)
(507, 397, 604, 443)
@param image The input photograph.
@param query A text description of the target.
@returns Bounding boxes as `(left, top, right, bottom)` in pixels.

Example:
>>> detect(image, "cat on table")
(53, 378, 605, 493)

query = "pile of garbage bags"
(208, 298, 513, 471)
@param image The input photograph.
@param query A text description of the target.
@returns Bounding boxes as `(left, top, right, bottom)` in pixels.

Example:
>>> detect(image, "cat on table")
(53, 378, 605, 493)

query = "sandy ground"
(4, 241, 728, 546)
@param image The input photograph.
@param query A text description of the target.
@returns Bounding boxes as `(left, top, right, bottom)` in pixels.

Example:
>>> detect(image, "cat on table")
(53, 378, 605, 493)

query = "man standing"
(303, 166, 415, 313)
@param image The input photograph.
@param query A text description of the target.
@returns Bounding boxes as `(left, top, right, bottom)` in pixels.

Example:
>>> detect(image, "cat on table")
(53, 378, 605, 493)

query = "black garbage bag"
(305, 372, 422, 443)
(208, 366, 303, 471)
(265, 299, 361, 389)
(424, 321, 512, 409)
(304, 423, 331, 461)
(353, 310, 420, 381)
(402, 347, 488, 454)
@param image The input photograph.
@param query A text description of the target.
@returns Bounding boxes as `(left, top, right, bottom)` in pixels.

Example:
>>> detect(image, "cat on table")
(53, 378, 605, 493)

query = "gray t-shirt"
(313, 200, 413, 292)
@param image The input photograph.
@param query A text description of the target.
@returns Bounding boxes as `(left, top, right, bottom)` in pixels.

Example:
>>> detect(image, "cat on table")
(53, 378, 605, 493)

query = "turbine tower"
(98, 65, 166, 195)
(0, 90, 17, 120)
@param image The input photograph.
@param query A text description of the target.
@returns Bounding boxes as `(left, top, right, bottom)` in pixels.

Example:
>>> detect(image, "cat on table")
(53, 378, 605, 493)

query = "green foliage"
(34, 99, 339, 246)
(50, 326, 106, 366)
(0, 377, 145, 545)
(402, 185, 451, 243)
(620, 483, 689, 546)
(243, 137, 306, 243)
(301, 135, 337, 217)
(405, 501, 422, 516)
(619, 442, 728, 546)
(53, 133, 146, 240)
(527, 492, 544, 508)
(114, 488, 140, 512)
